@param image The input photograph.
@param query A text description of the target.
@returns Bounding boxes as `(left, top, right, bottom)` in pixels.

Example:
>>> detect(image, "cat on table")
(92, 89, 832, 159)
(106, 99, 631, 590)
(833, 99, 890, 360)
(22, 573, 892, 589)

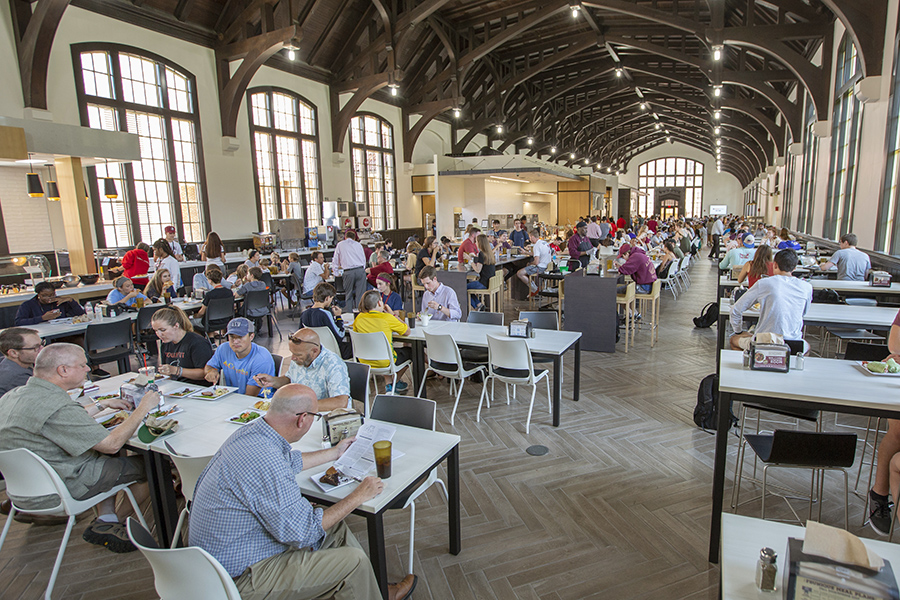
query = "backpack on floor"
(693, 374, 736, 431)
(693, 301, 719, 328)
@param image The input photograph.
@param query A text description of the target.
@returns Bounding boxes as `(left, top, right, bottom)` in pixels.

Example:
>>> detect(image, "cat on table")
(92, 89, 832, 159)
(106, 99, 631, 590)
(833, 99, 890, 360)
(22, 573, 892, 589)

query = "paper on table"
(803, 521, 885, 570)
(333, 422, 396, 480)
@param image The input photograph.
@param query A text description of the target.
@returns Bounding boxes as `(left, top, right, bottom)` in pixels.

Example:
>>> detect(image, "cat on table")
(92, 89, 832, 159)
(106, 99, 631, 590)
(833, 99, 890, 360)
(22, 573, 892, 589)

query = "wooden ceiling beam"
(820, 0, 887, 78)
(9, 0, 71, 110)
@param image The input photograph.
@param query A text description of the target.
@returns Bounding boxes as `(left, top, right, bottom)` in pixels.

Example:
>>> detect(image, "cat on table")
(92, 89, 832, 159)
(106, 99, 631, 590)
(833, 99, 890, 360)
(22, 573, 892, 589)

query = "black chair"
(135, 305, 163, 356)
(242, 289, 281, 339)
(333, 275, 346, 306)
(844, 341, 890, 362)
(740, 430, 857, 528)
(467, 312, 503, 326)
(202, 296, 235, 344)
(259, 271, 278, 306)
(272, 353, 284, 376)
(345, 360, 370, 415)
(85, 318, 135, 378)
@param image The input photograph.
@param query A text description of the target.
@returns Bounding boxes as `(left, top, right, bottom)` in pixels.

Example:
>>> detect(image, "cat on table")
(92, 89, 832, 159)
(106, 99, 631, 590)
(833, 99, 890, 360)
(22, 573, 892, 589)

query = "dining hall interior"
(2, 0, 900, 599)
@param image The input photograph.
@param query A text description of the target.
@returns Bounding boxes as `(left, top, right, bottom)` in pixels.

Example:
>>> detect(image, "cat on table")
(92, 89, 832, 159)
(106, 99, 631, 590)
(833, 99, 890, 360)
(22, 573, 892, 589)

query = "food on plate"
(92, 393, 120, 403)
(102, 411, 129, 429)
(72, 314, 90, 324)
(149, 406, 178, 419)
(199, 387, 230, 398)
(319, 466, 341, 486)
(253, 400, 270, 411)
(866, 359, 900, 374)
(888, 358, 900, 373)
(230, 411, 261, 424)
(168, 387, 196, 398)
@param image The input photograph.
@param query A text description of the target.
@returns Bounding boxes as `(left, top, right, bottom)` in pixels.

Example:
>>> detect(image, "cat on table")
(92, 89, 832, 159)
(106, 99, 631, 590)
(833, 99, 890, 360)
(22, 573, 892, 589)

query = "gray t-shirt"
(0, 357, 32, 396)
(0, 377, 109, 504)
(831, 247, 871, 281)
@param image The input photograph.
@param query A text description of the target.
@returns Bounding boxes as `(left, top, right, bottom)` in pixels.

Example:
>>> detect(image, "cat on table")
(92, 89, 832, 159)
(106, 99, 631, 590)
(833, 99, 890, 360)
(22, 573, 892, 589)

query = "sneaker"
(82, 519, 136, 553)
(385, 381, 408, 394)
(869, 490, 892, 536)
(91, 368, 110, 379)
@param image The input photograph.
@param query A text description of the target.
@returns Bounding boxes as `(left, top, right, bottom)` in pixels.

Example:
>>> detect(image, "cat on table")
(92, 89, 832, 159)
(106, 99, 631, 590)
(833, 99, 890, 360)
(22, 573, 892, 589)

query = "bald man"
(0, 343, 159, 552)
(254, 328, 357, 413)
(190, 384, 417, 600)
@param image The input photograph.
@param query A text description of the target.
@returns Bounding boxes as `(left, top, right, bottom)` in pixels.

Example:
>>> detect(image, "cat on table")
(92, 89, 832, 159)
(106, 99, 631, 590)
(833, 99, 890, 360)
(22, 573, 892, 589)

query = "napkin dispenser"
(872, 271, 892, 287)
(508, 319, 534, 338)
(784, 537, 899, 600)
(749, 341, 790, 373)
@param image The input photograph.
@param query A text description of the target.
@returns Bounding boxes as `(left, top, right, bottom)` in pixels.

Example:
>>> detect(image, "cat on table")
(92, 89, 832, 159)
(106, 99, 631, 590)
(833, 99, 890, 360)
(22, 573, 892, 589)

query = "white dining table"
(719, 275, 900, 296)
(24, 298, 203, 339)
(93, 374, 461, 598)
(0, 282, 114, 309)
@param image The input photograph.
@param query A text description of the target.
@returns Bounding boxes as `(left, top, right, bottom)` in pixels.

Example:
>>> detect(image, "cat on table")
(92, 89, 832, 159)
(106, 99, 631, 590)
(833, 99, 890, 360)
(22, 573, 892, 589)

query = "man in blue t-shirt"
(204, 318, 275, 397)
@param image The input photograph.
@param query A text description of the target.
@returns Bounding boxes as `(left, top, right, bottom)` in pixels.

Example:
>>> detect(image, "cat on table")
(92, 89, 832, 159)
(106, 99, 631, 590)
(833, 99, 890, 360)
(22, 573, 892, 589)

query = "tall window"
(797, 96, 818, 234)
(782, 149, 797, 229)
(248, 88, 322, 231)
(637, 157, 704, 218)
(877, 31, 900, 255)
(823, 34, 863, 240)
(350, 114, 396, 230)
(74, 45, 208, 247)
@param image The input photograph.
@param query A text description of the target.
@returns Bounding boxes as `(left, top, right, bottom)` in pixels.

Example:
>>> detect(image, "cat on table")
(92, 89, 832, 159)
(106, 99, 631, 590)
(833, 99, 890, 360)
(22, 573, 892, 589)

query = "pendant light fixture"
(45, 164, 60, 201)
(102, 158, 118, 199)
(25, 153, 44, 198)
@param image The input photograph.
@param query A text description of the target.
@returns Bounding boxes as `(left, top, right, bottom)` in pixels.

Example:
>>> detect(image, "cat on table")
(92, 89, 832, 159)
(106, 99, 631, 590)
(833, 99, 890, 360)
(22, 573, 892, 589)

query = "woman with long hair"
(144, 268, 177, 301)
(415, 235, 440, 276)
(201, 231, 225, 267)
(467, 233, 496, 311)
(375, 273, 402, 315)
(737, 244, 774, 286)
(153, 239, 182, 289)
(152, 306, 214, 385)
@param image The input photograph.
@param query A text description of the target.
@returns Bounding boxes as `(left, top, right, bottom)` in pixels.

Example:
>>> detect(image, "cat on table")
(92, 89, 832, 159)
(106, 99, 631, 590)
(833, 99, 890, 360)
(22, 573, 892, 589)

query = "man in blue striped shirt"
(189, 384, 417, 600)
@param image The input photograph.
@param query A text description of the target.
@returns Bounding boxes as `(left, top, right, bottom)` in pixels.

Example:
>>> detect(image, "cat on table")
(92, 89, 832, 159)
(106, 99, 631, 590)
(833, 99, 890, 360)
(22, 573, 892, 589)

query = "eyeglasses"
(296, 411, 322, 421)
(288, 336, 320, 348)
(14, 341, 45, 351)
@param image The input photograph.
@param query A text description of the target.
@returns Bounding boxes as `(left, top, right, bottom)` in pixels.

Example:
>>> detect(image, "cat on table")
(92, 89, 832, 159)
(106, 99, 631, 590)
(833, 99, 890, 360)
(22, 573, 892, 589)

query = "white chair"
(478, 335, 551, 434)
(677, 255, 692, 288)
(306, 325, 342, 357)
(370, 394, 447, 574)
(660, 259, 680, 299)
(0, 448, 149, 600)
(127, 518, 243, 600)
(349, 330, 412, 394)
(418, 331, 487, 425)
(167, 451, 214, 548)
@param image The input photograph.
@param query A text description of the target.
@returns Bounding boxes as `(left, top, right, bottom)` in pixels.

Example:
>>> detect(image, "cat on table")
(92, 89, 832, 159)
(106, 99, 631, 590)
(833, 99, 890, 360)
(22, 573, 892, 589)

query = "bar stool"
(616, 281, 636, 352)
(635, 279, 661, 347)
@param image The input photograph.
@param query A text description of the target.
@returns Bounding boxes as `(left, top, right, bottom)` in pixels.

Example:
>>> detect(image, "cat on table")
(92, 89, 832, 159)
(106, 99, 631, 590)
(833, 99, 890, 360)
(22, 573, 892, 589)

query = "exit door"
(661, 200, 678, 220)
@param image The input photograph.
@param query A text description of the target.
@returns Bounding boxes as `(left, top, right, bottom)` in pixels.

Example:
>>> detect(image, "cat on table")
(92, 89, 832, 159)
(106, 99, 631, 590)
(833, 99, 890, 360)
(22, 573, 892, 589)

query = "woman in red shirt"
(737, 245, 775, 287)
(122, 242, 151, 287)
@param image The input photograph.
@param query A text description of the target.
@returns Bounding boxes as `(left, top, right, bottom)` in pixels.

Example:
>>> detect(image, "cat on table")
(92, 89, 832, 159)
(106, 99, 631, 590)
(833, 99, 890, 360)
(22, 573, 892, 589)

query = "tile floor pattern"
(0, 256, 889, 599)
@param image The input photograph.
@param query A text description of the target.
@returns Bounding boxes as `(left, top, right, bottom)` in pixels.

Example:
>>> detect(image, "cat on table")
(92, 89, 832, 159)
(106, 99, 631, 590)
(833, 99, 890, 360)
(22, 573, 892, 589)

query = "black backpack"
(693, 301, 718, 328)
(693, 374, 737, 431)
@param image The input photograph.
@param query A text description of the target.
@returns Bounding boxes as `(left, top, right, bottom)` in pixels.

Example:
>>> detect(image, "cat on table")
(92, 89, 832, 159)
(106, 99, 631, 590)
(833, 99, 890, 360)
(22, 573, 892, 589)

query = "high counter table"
(718, 275, 900, 299)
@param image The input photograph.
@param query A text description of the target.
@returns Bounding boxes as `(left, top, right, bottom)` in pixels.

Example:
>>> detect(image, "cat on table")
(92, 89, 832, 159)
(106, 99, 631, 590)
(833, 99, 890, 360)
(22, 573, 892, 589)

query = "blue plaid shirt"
(188, 417, 325, 577)
(286, 348, 351, 408)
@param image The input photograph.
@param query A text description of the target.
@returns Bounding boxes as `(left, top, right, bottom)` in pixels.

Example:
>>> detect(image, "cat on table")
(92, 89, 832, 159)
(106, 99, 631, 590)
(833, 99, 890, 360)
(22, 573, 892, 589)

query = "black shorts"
(395, 346, 412, 365)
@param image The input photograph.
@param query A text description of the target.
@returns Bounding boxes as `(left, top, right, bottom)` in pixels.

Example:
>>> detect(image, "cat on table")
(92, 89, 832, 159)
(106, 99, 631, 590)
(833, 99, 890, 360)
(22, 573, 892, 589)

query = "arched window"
(782, 148, 797, 229)
(796, 95, 818, 233)
(73, 44, 208, 247)
(824, 34, 863, 239)
(350, 114, 396, 230)
(248, 88, 322, 230)
(637, 157, 704, 218)
(876, 29, 900, 254)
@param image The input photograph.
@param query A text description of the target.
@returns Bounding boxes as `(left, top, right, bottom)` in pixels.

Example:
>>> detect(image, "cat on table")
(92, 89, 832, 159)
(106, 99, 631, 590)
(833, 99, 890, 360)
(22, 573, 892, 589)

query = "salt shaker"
(755, 547, 777, 592)
(742, 348, 751, 368)
(795, 352, 805, 371)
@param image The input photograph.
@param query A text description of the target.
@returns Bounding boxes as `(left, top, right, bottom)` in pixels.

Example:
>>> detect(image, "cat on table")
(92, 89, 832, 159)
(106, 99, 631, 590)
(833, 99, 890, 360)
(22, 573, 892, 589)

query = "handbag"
(321, 409, 364, 446)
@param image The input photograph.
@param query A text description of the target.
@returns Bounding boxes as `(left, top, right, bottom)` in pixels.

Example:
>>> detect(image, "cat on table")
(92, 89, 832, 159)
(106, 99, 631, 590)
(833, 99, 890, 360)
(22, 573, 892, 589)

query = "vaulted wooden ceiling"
(19, 0, 888, 186)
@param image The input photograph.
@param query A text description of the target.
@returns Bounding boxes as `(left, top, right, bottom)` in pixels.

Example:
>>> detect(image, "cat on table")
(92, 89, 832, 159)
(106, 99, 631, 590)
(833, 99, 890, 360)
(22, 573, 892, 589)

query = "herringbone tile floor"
(0, 256, 888, 599)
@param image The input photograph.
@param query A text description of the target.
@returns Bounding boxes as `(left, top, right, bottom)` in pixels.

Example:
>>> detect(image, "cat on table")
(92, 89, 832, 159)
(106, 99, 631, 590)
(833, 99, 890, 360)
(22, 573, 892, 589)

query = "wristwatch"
(92, 398, 104, 410)
(438, 304, 443, 311)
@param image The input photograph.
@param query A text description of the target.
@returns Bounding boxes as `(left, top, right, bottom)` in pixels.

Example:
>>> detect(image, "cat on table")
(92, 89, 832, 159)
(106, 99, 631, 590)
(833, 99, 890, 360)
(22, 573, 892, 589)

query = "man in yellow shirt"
(352, 290, 410, 393)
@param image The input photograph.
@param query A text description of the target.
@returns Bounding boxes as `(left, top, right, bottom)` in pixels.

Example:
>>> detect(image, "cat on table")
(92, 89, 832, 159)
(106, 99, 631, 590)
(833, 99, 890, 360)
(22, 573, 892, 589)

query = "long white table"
(0, 282, 114, 309)
(25, 298, 203, 339)
(719, 275, 900, 297)
(709, 351, 900, 565)
(94, 374, 460, 598)
(721, 514, 900, 598)
(396, 320, 582, 426)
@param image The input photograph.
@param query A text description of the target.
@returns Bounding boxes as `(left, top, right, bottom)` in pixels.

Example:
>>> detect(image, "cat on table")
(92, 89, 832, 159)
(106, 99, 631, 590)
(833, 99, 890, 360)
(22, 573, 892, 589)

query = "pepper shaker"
(755, 547, 777, 592)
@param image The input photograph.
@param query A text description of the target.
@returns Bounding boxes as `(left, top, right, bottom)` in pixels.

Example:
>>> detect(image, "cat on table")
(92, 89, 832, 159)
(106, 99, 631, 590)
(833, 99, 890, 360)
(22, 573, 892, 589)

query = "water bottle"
(84, 302, 93, 321)
(94, 304, 103, 321)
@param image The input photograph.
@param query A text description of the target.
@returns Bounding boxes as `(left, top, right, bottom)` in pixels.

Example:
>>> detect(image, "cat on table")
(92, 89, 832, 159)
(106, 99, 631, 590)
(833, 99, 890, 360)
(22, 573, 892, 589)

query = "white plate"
(147, 405, 184, 419)
(160, 383, 205, 398)
(190, 385, 237, 401)
(226, 408, 265, 425)
(310, 469, 356, 492)
(89, 391, 123, 404)
(96, 410, 130, 429)
(857, 361, 900, 377)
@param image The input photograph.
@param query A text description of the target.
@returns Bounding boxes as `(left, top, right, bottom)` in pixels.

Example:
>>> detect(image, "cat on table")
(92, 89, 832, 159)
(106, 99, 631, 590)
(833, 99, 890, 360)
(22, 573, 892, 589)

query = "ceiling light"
(713, 85, 723, 98)
(597, 163, 602, 169)
(714, 110, 722, 120)
(286, 44, 297, 61)
(654, 123, 661, 130)
(571, 4, 581, 17)
(712, 44, 724, 61)
(389, 84, 399, 97)
(453, 108, 461, 118)
(666, 136, 672, 142)
(640, 102, 647, 110)
(495, 124, 504, 134)
(714, 126, 721, 135)
(615, 68, 623, 78)
(526, 137, 533, 145)
(25, 153, 43, 198)
(570, 152, 575, 159)
(716, 139, 722, 146)
(606, 167, 612, 173)
(583, 158, 589, 165)
(490, 176, 530, 184)
(103, 177, 118, 199)
(615, 170, 620, 176)
(550, 146, 557, 154)
(45, 164, 60, 201)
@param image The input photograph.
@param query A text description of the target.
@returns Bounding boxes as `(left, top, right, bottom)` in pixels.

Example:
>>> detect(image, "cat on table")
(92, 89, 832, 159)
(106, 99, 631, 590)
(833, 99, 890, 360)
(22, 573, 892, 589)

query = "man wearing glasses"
(254, 328, 357, 413)
(190, 383, 418, 600)
(0, 328, 42, 396)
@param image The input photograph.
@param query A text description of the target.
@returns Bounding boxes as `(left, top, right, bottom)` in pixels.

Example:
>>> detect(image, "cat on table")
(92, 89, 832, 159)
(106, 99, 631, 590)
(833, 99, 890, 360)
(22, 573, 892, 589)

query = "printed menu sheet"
(333, 422, 396, 480)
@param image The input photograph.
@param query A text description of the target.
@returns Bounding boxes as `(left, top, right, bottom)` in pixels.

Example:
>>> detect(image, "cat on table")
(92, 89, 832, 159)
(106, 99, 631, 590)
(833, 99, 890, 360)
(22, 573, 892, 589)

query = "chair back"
(345, 360, 370, 409)
(667, 260, 680, 277)
(371, 394, 436, 431)
(204, 296, 236, 329)
(126, 518, 242, 600)
(85, 317, 134, 354)
(271, 353, 284, 375)
(0, 448, 67, 512)
(241, 289, 270, 316)
(617, 281, 636, 303)
(844, 341, 890, 362)
(486, 335, 534, 380)
(137, 305, 163, 331)
(845, 297, 878, 307)
(518, 311, 559, 330)
(306, 326, 341, 356)
(467, 311, 503, 326)
(333, 275, 345, 293)
(259, 271, 274, 291)
(767, 431, 857, 468)
(637, 279, 662, 298)
(679, 255, 691, 270)
(423, 332, 463, 376)
(168, 455, 213, 504)
(349, 330, 395, 366)
(785, 339, 807, 355)
(290, 272, 303, 297)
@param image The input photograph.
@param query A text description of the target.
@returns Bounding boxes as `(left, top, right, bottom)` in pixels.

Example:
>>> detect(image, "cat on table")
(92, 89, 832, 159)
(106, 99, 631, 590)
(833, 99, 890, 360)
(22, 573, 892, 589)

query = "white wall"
(619, 141, 743, 216)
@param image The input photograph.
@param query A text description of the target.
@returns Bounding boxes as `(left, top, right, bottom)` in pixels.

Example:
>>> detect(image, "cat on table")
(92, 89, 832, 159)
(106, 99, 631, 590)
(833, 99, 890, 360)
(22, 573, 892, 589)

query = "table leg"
(708, 389, 731, 564)
(448, 445, 461, 555)
(366, 513, 389, 599)
(139, 449, 178, 547)
(573, 339, 581, 402)
(716, 313, 726, 373)
(412, 339, 426, 398)
(552, 355, 562, 426)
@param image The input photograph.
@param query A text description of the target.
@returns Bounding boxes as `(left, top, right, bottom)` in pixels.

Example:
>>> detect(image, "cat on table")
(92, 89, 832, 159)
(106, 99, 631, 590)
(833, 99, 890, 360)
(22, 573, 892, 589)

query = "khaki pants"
(235, 521, 380, 600)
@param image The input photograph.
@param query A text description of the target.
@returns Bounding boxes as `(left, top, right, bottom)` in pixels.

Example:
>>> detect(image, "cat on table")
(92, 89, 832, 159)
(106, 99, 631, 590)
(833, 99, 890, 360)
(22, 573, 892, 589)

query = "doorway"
(421, 194, 435, 227)
(661, 200, 678, 220)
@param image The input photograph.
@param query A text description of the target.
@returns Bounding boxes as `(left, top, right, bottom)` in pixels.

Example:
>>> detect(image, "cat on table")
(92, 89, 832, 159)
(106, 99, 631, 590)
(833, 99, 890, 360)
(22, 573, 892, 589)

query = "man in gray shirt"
(0, 327, 41, 396)
(821, 233, 871, 281)
(730, 249, 813, 350)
